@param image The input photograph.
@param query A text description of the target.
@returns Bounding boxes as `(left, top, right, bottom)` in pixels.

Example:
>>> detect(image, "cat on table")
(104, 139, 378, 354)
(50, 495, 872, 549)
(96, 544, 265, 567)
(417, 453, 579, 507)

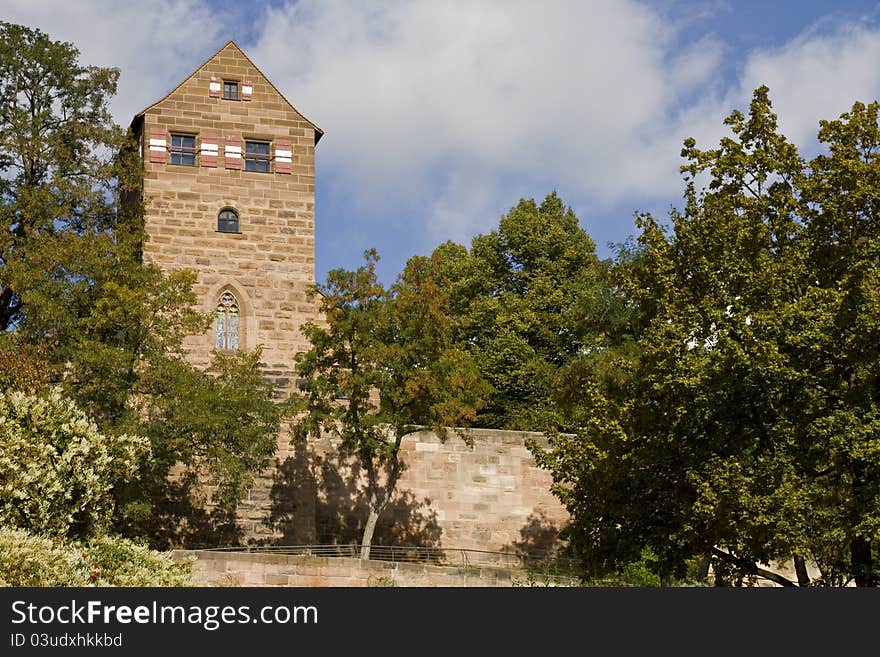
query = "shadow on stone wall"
(131, 482, 245, 550)
(267, 442, 442, 551)
(505, 510, 565, 562)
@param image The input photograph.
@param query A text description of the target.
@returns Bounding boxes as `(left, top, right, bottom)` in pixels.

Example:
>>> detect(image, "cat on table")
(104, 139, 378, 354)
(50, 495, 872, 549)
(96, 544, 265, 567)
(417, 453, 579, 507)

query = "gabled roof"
(130, 40, 323, 144)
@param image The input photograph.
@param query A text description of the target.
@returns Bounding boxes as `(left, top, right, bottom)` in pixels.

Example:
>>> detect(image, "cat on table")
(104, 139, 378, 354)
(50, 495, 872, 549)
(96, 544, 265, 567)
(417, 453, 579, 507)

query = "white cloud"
(655, 17, 880, 209)
(1, 0, 226, 126)
(6, 1, 880, 258)
(735, 20, 880, 150)
(246, 1, 880, 244)
(248, 0, 725, 233)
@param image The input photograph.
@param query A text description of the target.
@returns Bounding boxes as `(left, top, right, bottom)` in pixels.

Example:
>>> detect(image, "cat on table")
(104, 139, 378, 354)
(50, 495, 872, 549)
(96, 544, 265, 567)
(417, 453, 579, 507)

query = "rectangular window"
(244, 140, 270, 173)
(223, 80, 239, 100)
(169, 134, 196, 166)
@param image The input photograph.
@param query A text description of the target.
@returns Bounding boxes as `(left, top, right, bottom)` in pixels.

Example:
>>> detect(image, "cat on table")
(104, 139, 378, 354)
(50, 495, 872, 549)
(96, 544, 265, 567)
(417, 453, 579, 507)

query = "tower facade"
(131, 41, 322, 384)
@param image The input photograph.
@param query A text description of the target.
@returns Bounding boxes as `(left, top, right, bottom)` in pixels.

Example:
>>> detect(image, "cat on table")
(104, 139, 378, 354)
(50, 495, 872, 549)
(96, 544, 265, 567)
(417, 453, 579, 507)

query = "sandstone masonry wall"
(176, 550, 575, 587)
(244, 428, 570, 555)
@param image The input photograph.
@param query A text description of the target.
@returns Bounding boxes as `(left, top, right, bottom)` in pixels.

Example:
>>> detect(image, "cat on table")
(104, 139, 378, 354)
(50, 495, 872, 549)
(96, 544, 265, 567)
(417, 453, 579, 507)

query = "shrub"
(0, 528, 193, 586)
(0, 528, 88, 586)
(84, 534, 193, 586)
(0, 388, 149, 539)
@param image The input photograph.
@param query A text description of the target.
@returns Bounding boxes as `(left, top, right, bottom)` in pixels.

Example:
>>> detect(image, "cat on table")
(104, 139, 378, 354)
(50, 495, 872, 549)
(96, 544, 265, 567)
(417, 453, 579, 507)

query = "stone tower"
(130, 41, 322, 385)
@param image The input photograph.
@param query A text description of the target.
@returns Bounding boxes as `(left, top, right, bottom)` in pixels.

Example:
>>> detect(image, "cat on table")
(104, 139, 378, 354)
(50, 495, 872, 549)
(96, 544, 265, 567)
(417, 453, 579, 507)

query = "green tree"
(794, 100, 880, 586)
(0, 23, 281, 547)
(294, 250, 490, 558)
(122, 349, 282, 547)
(428, 192, 609, 431)
(536, 87, 880, 586)
(0, 21, 119, 331)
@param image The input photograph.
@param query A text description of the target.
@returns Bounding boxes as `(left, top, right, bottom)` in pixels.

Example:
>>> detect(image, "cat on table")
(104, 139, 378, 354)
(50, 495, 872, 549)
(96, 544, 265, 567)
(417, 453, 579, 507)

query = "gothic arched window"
(215, 291, 239, 350)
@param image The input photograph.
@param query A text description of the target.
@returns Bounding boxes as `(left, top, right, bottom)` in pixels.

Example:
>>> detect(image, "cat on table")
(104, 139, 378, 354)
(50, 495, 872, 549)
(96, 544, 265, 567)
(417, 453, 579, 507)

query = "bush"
(0, 528, 193, 586)
(83, 534, 193, 586)
(0, 528, 88, 586)
(0, 388, 149, 539)
(618, 548, 662, 587)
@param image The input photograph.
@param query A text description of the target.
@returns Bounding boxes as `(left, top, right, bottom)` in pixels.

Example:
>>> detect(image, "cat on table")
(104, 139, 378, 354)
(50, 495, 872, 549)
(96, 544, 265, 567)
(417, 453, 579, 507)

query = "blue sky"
(5, 0, 880, 283)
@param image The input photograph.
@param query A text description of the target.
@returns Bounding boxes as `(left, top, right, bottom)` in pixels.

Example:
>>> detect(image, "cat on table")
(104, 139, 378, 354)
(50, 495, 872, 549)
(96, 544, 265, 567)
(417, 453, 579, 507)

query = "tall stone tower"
(130, 41, 322, 385)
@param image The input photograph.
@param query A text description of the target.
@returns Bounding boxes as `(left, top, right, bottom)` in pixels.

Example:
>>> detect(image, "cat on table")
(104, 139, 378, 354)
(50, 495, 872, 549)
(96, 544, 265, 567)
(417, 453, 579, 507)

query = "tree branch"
(711, 548, 798, 587)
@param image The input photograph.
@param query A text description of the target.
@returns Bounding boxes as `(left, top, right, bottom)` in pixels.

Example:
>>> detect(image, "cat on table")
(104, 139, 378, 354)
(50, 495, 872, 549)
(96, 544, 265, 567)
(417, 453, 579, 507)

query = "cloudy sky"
(4, 0, 880, 282)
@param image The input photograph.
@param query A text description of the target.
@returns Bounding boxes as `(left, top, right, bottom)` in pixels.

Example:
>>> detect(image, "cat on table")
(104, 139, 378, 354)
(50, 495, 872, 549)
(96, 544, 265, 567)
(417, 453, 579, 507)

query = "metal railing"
(199, 543, 573, 571)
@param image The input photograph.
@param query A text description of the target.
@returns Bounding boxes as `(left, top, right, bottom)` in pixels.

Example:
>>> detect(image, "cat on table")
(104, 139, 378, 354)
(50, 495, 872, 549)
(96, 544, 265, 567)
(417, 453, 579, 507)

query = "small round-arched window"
(218, 208, 239, 233)
(215, 291, 239, 350)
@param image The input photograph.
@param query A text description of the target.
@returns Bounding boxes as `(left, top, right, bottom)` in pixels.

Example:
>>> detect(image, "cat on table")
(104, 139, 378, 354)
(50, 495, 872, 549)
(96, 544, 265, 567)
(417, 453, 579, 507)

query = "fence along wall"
(238, 428, 570, 557)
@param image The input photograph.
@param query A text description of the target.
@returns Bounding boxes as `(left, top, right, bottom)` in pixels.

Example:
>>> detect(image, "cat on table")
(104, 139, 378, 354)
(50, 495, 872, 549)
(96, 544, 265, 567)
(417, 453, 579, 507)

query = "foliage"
(617, 549, 662, 587)
(0, 334, 51, 393)
(0, 528, 89, 586)
(0, 388, 149, 540)
(427, 193, 618, 431)
(535, 86, 880, 586)
(120, 349, 282, 546)
(511, 562, 580, 587)
(367, 575, 398, 587)
(42, 245, 282, 546)
(80, 533, 194, 586)
(0, 527, 192, 587)
(0, 21, 120, 332)
(294, 249, 490, 556)
(0, 22, 281, 547)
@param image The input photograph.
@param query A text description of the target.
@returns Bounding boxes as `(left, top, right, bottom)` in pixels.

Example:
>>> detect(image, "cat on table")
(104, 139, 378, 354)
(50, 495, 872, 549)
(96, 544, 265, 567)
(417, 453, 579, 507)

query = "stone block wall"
(176, 550, 575, 587)
(245, 428, 570, 557)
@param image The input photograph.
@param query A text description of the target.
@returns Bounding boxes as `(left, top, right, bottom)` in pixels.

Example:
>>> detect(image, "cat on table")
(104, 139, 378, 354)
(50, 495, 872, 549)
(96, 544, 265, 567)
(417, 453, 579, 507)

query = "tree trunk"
(360, 506, 381, 560)
(850, 537, 874, 587)
(359, 436, 405, 561)
(695, 553, 711, 582)
(794, 555, 810, 587)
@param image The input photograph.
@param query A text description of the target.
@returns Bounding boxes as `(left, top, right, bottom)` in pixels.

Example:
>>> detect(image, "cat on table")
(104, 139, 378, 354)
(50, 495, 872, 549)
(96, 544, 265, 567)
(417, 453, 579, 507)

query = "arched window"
(215, 291, 239, 350)
(218, 208, 239, 233)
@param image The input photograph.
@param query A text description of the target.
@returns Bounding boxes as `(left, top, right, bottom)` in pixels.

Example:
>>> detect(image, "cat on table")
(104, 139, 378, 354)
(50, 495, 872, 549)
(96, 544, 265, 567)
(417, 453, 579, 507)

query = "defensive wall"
(236, 428, 569, 559)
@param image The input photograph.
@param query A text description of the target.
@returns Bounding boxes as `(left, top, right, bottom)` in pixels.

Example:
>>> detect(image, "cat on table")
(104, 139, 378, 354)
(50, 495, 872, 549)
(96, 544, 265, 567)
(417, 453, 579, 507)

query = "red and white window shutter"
(200, 131, 219, 167)
(274, 139, 292, 174)
(148, 128, 167, 163)
(224, 135, 242, 170)
(209, 75, 221, 98)
(241, 79, 253, 101)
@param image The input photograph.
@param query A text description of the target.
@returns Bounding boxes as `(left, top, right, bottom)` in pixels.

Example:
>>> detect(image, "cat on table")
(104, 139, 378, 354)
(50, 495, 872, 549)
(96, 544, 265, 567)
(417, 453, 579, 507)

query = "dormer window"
(223, 80, 239, 100)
